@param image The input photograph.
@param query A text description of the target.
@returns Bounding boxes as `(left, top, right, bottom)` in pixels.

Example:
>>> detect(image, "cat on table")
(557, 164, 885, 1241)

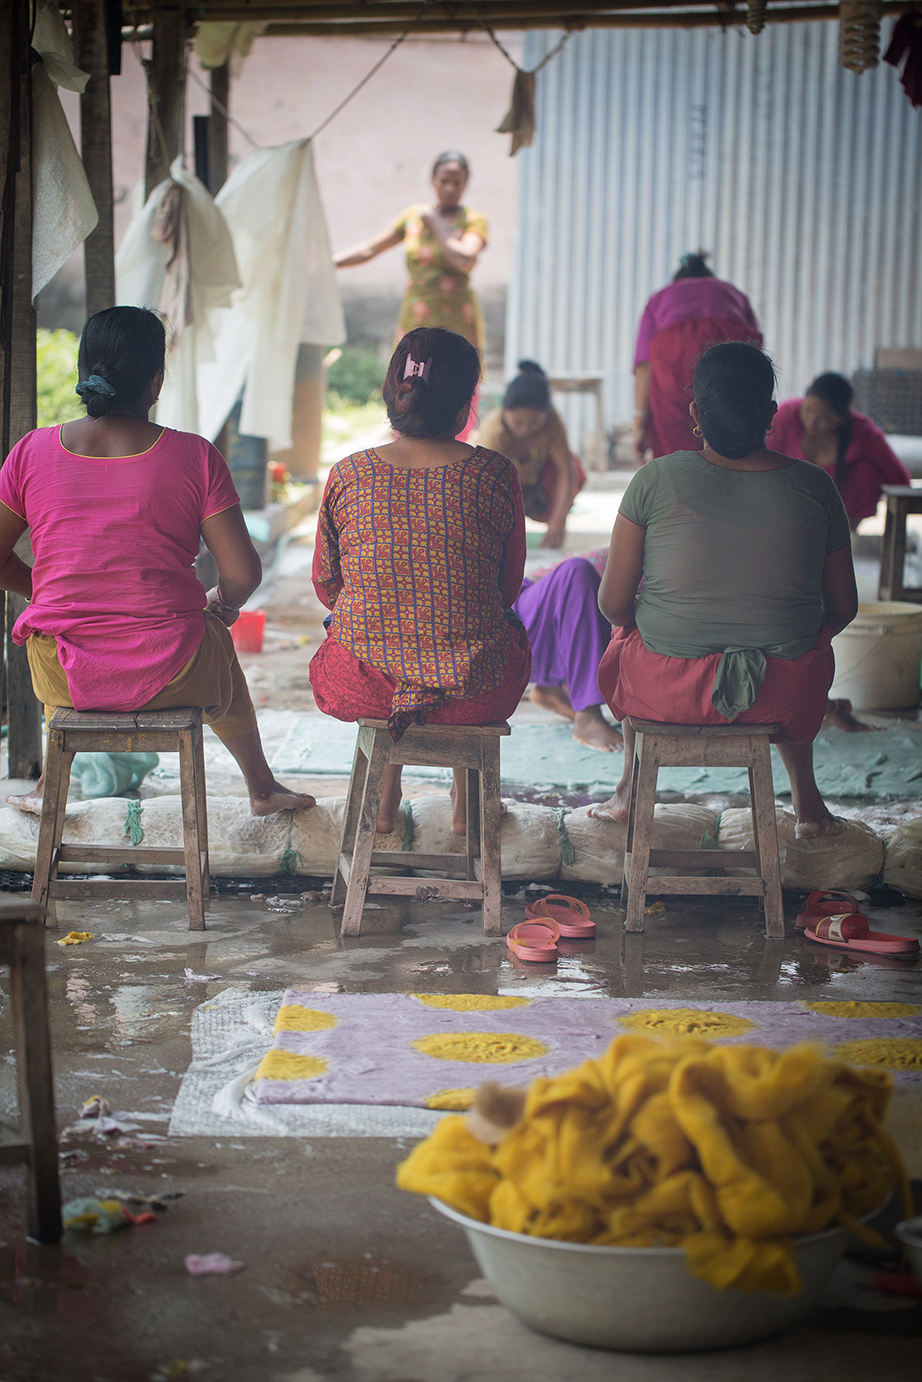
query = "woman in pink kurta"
(0, 306, 313, 818)
(633, 254, 762, 462)
(772, 374, 910, 528)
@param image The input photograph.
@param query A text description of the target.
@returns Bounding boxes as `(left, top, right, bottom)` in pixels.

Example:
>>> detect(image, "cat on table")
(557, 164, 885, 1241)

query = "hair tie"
(403, 356, 432, 383)
(76, 375, 116, 397)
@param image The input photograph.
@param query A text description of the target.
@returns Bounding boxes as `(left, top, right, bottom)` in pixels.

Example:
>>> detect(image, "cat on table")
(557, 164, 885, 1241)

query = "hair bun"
(517, 360, 545, 376)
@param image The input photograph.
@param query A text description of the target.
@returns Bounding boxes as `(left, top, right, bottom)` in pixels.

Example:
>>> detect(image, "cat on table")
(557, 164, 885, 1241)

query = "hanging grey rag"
(711, 647, 768, 720)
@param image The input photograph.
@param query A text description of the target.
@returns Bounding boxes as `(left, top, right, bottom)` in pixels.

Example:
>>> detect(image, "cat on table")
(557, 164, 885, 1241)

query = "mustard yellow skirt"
(26, 612, 258, 742)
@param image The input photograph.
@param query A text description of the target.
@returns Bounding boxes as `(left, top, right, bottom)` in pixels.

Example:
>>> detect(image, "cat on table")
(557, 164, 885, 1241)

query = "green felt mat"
(271, 715, 922, 800)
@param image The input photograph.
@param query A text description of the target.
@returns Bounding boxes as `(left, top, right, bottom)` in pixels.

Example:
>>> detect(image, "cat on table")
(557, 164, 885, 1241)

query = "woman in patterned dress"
(310, 327, 531, 835)
(334, 152, 488, 419)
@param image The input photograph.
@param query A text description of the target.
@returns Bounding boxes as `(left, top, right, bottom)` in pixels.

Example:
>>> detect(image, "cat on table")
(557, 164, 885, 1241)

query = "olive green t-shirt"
(619, 451, 852, 659)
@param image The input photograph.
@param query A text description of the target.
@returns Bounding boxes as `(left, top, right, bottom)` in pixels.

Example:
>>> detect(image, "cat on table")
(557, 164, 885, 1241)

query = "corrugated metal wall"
(506, 23, 922, 441)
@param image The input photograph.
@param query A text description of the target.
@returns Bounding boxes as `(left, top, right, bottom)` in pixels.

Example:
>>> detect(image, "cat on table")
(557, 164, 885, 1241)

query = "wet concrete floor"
(1, 885, 921, 1381)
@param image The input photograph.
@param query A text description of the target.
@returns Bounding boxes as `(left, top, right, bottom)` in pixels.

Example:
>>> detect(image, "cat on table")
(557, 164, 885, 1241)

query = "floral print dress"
(391, 204, 488, 353)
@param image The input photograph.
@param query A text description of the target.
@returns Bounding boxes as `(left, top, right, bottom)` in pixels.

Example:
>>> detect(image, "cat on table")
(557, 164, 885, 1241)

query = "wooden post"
(72, 0, 115, 316)
(144, 8, 186, 198)
(208, 63, 229, 194)
(0, 0, 42, 780)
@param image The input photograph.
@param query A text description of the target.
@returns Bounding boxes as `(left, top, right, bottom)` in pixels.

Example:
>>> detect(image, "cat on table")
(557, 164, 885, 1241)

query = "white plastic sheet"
(718, 808, 884, 892)
(198, 139, 346, 451)
(31, 0, 97, 299)
(883, 818, 922, 899)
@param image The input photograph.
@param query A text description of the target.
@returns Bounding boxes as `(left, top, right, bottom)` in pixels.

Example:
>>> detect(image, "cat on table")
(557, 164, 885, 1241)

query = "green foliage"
(326, 344, 386, 406)
(36, 329, 80, 428)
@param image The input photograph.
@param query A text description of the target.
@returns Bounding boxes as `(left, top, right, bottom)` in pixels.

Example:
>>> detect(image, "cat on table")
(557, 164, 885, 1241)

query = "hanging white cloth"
(194, 21, 267, 73)
(197, 138, 346, 452)
(115, 156, 240, 435)
(31, 0, 98, 299)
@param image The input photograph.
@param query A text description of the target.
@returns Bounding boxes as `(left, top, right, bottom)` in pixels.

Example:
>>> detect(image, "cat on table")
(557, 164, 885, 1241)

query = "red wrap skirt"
(598, 625, 835, 744)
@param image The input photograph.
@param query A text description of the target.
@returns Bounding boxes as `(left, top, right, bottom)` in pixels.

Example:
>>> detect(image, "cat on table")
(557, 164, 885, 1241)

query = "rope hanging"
(123, 800, 144, 846)
(401, 799, 415, 852)
(839, 0, 884, 72)
(555, 808, 576, 868)
(279, 811, 302, 875)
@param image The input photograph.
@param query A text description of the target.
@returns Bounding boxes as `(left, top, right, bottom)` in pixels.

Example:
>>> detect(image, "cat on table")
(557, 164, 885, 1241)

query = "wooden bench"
(0, 899, 61, 1242)
(621, 719, 784, 938)
(878, 485, 922, 603)
(31, 708, 210, 931)
(332, 719, 510, 938)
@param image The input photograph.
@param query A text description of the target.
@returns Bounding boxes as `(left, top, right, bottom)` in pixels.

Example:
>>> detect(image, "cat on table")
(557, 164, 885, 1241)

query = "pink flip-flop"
(796, 890, 860, 932)
(802, 912, 920, 956)
(525, 893, 596, 938)
(506, 919, 560, 963)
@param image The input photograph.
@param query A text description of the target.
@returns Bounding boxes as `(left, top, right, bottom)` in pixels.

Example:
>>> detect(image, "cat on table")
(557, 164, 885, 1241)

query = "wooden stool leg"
(10, 921, 61, 1243)
(625, 734, 659, 933)
(748, 765, 765, 912)
(341, 730, 390, 937)
(479, 742, 503, 938)
(465, 766, 481, 881)
(879, 500, 898, 600)
(178, 729, 206, 931)
(192, 723, 210, 911)
(750, 741, 784, 939)
(620, 736, 640, 910)
(332, 734, 370, 908)
(31, 731, 73, 929)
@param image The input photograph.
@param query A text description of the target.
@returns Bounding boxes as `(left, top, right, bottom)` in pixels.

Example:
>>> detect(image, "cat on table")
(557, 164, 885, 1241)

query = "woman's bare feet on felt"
(250, 784, 315, 817)
(588, 779, 632, 823)
(824, 698, 879, 734)
(6, 786, 43, 815)
(573, 707, 624, 753)
(529, 685, 575, 722)
(794, 812, 848, 840)
(376, 765, 403, 835)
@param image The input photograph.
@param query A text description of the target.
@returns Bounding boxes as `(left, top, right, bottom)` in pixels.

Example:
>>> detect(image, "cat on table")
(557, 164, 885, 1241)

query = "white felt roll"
(718, 807, 884, 892)
(882, 817, 922, 899)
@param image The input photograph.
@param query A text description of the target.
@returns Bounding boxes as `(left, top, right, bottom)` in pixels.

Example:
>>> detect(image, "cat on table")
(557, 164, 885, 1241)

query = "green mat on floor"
(270, 714, 922, 800)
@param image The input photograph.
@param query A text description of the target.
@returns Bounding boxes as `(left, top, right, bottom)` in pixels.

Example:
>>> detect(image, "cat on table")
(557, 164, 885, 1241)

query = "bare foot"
(6, 790, 43, 815)
(588, 781, 632, 823)
(573, 707, 624, 753)
(824, 698, 879, 734)
(449, 776, 508, 837)
(249, 785, 316, 817)
(794, 814, 848, 840)
(376, 770, 403, 835)
(529, 685, 575, 722)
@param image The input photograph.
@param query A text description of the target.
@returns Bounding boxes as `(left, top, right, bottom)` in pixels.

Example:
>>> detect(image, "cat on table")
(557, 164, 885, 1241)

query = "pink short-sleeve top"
(0, 425, 240, 711)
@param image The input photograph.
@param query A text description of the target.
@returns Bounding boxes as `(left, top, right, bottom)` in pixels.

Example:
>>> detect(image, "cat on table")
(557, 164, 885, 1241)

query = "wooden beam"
(144, 7, 186, 198)
(73, 0, 116, 317)
(0, 1, 42, 780)
(208, 62, 229, 195)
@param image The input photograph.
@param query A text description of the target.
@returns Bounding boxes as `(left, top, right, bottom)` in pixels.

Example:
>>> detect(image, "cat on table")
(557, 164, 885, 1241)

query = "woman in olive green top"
(595, 342, 858, 840)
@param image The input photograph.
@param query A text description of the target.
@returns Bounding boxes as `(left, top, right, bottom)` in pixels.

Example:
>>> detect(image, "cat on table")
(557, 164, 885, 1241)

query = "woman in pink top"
(0, 306, 313, 818)
(633, 253, 762, 462)
(772, 373, 911, 528)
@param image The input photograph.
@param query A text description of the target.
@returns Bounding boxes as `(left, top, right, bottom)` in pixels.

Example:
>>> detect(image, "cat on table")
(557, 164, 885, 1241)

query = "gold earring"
(692, 424, 703, 438)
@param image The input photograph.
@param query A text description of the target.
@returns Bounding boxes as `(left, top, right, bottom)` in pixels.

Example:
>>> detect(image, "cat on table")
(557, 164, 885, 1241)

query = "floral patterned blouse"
(391, 204, 488, 352)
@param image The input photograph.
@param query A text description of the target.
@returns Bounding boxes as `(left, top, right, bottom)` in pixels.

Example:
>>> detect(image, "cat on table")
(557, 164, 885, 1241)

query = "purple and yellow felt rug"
(253, 994, 922, 1108)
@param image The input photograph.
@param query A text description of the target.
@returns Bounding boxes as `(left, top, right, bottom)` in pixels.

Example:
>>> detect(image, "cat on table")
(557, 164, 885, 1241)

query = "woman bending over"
(310, 327, 531, 835)
(0, 307, 313, 818)
(475, 361, 584, 549)
(595, 342, 858, 840)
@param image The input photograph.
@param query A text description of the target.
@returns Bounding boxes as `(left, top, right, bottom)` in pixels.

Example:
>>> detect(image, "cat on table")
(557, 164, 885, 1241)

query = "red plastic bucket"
(230, 609, 266, 654)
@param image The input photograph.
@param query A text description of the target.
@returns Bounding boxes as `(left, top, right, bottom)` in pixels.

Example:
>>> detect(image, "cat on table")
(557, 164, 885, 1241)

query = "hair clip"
(403, 356, 432, 383)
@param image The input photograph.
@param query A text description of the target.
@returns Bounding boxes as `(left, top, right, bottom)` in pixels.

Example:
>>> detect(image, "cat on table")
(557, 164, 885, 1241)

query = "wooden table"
(878, 485, 922, 602)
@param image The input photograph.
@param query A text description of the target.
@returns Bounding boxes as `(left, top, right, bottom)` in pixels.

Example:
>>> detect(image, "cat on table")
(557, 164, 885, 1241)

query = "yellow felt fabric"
(396, 1034, 907, 1296)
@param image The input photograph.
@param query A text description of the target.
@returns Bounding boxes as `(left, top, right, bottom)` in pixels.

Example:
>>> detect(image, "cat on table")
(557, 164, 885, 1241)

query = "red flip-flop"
(796, 890, 861, 932)
(525, 893, 596, 938)
(802, 912, 920, 956)
(506, 919, 560, 963)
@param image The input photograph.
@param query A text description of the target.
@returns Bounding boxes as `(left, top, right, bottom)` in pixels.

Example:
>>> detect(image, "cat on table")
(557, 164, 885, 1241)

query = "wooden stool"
(621, 719, 784, 938)
(878, 485, 922, 602)
(546, 371, 607, 471)
(332, 718, 510, 938)
(0, 899, 61, 1242)
(32, 708, 210, 931)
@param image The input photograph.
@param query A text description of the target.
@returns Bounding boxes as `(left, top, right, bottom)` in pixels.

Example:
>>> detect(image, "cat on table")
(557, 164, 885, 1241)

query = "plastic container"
(895, 1215, 922, 1289)
(430, 1197, 848, 1353)
(230, 609, 266, 654)
(830, 601, 922, 710)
